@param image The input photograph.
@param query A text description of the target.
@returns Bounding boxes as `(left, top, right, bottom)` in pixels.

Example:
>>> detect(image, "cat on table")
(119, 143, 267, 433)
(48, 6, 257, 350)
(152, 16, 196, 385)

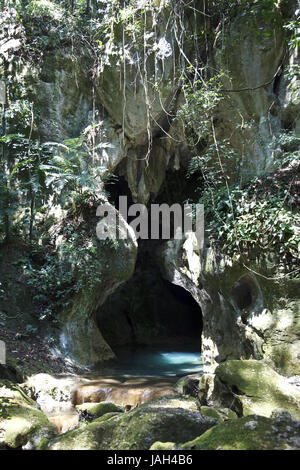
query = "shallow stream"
(47, 346, 203, 433)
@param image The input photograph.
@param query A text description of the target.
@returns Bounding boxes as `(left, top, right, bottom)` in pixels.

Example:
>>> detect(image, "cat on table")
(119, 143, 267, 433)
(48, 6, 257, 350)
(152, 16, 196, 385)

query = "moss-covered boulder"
(215, 360, 300, 419)
(150, 441, 176, 450)
(148, 395, 237, 424)
(179, 412, 300, 450)
(38, 402, 217, 450)
(0, 380, 57, 449)
(76, 401, 123, 420)
(199, 406, 237, 423)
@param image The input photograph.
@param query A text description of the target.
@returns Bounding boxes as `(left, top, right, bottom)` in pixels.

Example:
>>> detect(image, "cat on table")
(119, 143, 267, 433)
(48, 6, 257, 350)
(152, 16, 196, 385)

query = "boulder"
(0, 379, 56, 449)
(145, 395, 200, 413)
(150, 412, 300, 450)
(179, 412, 300, 450)
(38, 402, 217, 450)
(199, 406, 237, 423)
(76, 402, 123, 421)
(215, 360, 300, 419)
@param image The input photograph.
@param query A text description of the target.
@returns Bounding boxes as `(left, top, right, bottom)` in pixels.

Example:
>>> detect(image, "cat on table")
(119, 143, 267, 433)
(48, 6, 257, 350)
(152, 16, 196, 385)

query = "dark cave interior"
(96, 239, 203, 350)
(99, 169, 203, 355)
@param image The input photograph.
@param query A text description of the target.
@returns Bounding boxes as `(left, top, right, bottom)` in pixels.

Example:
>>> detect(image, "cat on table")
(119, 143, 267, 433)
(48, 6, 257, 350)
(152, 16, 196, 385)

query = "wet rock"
(47, 413, 79, 434)
(74, 376, 176, 407)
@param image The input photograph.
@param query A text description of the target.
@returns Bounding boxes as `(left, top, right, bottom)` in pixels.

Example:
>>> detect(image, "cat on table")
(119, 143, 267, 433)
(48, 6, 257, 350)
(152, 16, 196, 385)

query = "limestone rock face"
(215, 360, 300, 420)
(97, 53, 176, 147)
(0, 379, 56, 450)
(38, 402, 217, 450)
(35, 51, 127, 173)
(196, 251, 300, 376)
(95, 2, 181, 147)
(212, 0, 300, 181)
(1, 1, 298, 200)
(159, 235, 300, 376)
(214, 4, 284, 177)
(159, 236, 244, 372)
(34, 51, 93, 143)
(57, 202, 138, 367)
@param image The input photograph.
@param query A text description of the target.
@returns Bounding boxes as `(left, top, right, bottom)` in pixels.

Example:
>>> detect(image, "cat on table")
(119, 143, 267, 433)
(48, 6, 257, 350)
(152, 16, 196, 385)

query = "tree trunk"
(29, 192, 35, 244)
(1, 85, 10, 243)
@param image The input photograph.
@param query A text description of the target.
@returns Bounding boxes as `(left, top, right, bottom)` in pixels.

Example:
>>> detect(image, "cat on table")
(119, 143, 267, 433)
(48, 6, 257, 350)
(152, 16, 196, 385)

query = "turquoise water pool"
(94, 347, 203, 377)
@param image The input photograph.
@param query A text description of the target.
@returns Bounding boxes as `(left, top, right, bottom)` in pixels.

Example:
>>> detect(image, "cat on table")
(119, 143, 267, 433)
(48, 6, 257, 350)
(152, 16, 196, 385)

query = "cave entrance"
(96, 240, 203, 376)
(98, 171, 203, 376)
(96, 240, 202, 350)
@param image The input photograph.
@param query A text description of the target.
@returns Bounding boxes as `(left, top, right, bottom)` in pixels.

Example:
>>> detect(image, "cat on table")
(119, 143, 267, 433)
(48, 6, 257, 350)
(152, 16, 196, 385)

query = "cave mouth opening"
(99, 171, 203, 376)
(95, 239, 203, 376)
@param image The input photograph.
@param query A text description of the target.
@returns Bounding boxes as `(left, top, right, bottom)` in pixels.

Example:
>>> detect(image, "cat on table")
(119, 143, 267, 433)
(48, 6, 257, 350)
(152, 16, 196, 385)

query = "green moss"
(180, 414, 300, 450)
(215, 360, 300, 419)
(199, 406, 237, 422)
(150, 442, 176, 450)
(39, 404, 217, 450)
(94, 412, 122, 423)
(76, 402, 123, 418)
(0, 380, 56, 449)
